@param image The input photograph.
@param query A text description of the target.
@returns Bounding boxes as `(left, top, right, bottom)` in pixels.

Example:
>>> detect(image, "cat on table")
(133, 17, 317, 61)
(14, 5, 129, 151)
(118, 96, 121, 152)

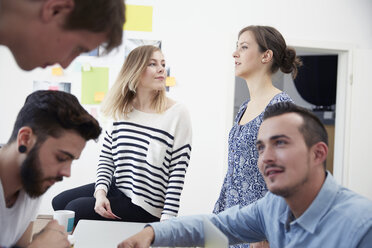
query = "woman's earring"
(18, 145, 27, 153)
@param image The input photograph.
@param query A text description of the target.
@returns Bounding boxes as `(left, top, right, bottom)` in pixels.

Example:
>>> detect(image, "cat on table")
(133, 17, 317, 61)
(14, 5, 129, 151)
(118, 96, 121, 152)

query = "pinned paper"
(123, 5, 153, 32)
(81, 67, 109, 105)
(33, 81, 71, 93)
(86, 48, 99, 56)
(48, 85, 59, 91)
(166, 77, 176, 87)
(94, 92, 105, 102)
(82, 63, 91, 72)
(124, 39, 161, 59)
(90, 107, 98, 119)
(71, 61, 82, 72)
(51, 67, 63, 76)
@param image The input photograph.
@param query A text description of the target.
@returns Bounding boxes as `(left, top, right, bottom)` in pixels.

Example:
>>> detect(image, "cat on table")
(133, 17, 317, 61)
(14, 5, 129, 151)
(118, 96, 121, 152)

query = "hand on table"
(94, 189, 121, 220)
(117, 226, 155, 248)
(28, 220, 70, 248)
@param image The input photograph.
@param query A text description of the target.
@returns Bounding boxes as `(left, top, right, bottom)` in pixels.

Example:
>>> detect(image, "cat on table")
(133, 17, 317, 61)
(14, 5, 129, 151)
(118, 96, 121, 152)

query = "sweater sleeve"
(161, 105, 192, 220)
(95, 124, 115, 195)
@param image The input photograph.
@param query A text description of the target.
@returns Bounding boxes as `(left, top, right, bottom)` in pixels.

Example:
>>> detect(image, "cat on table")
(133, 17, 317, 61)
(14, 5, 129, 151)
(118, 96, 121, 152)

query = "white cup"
(53, 210, 75, 234)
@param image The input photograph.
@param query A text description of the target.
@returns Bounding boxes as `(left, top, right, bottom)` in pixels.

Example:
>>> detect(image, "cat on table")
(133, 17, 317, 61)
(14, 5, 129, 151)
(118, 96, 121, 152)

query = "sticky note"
(51, 67, 63, 76)
(94, 92, 105, 102)
(82, 63, 91, 72)
(90, 107, 98, 119)
(166, 77, 176, 87)
(48, 85, 59, 91)
(123, 5, 153, 32)
(81, 67, 109, 105)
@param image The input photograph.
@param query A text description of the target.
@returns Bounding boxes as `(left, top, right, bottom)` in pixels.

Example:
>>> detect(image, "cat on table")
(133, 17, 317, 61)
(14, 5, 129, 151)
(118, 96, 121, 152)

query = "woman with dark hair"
(213, 25, 301, 248)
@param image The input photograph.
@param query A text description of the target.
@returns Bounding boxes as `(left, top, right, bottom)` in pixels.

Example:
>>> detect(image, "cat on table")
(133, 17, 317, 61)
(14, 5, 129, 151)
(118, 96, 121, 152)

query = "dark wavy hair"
(8, 90, 101, 144)
(263, 102, 328, 169)
(239, 25, 302, 79)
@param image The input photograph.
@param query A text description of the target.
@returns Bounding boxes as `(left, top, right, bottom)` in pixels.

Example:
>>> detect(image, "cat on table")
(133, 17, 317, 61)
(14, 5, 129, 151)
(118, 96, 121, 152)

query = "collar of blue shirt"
(279, 172, 339, 234)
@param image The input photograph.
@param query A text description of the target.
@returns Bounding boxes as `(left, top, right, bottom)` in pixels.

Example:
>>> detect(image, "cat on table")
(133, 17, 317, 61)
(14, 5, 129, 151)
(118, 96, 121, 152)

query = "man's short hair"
(63, 0, 126, 52)
(8, 90, 101, 144)
(263, 102, 328, 148)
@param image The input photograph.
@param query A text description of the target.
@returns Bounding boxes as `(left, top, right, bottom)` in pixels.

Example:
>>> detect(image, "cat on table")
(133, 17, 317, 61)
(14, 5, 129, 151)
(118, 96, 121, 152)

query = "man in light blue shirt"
(118, 102, 372, 248)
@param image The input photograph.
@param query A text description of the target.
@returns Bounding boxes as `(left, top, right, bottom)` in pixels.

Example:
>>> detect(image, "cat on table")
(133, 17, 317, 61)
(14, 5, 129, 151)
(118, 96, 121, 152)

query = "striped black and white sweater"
(95, 103, 192, 220)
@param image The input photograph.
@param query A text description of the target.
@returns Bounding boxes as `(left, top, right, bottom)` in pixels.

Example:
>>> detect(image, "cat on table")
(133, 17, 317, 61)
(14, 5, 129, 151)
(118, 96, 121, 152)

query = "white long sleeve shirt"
(95, 103, 192, 220)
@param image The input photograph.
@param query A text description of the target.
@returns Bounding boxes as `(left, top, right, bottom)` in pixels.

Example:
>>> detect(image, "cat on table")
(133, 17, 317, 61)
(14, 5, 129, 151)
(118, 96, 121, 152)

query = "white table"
(72, 219, 228, 248)
(72, 220, 146, 248)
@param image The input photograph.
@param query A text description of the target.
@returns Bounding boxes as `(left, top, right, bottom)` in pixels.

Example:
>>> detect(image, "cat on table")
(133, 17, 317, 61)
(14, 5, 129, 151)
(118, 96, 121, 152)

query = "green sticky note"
(81, 67, 109, 105)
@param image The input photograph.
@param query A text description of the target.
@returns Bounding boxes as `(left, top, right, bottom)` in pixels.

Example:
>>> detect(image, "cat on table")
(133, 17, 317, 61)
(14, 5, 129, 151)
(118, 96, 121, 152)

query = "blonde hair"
(101, 45, 167, 119)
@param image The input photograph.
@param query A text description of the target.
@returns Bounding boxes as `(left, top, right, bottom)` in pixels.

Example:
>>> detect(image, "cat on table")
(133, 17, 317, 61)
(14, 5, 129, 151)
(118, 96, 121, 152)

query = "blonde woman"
(53, 45, 192, 224)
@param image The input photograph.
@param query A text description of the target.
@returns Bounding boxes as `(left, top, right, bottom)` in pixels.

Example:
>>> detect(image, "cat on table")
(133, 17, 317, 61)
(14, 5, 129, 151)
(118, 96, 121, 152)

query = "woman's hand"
(94, 189, 121, 220)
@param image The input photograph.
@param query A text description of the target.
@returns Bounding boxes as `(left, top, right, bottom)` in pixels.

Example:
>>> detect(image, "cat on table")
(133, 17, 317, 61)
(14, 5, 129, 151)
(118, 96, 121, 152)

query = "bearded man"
(0, 90, 101, 248)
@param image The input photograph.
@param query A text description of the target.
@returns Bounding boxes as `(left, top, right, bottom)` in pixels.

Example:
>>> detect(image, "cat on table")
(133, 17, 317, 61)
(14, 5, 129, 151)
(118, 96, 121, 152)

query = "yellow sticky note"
(94, 92, 105, 102)
(52, 67, 63, 76)
(123, 5, 153, 32)
(166, 77, 176, 87)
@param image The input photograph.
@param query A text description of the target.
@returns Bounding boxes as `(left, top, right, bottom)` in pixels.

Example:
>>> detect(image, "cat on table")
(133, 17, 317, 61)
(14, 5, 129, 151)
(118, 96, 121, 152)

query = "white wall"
(347, 49, 372, 199)
(1, 0, 372, 216)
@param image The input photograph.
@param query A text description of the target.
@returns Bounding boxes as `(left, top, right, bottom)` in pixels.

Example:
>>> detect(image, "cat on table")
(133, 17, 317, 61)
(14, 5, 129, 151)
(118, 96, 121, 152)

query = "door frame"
(288, 39, 354, 186)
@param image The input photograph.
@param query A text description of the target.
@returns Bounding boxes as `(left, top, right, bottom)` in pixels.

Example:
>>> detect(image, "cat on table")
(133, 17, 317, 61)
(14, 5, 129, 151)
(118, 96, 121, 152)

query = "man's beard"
(20, 142, 63, 198)
(267, 163, 310, 198)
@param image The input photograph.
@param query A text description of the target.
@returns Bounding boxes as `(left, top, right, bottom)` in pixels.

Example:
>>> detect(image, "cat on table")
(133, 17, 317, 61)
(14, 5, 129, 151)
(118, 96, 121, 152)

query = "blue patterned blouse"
(213, 92, 293, 214)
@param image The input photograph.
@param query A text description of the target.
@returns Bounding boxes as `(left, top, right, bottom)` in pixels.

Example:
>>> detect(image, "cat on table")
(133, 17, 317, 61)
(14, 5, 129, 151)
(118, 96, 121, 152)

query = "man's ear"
(41, 0, 74, 23)
(311, 142, 328, 166)
(17, 127, 36, 153)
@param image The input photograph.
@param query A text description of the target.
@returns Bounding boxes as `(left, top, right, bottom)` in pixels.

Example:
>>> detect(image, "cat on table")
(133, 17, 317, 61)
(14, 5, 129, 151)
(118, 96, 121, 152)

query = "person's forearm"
(151, 215, 205, 247)
(15, 222, 33, 248)
(94, 189, 107, 198)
